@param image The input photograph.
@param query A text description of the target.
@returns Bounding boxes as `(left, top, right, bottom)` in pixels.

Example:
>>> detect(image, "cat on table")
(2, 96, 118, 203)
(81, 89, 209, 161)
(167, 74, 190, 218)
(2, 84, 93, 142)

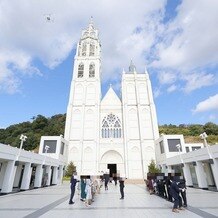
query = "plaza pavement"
(0, 181, 217, 218)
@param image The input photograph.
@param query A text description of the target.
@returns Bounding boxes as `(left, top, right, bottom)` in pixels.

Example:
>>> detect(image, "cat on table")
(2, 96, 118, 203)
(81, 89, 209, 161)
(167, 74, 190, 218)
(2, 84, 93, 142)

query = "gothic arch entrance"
(100, 150, 125, 177)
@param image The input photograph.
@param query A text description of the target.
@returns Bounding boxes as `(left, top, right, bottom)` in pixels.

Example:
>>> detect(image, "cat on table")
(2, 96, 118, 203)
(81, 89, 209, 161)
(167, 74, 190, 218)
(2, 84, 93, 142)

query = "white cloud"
(157, 71, 177, 85)
(0, 0, 166, 93)
(182, 72, 215, 93)
(152, 0, 218, 92)
(1, 0, 217, 96)
(193, 94, 218, 113)
(154, 88, 162, 98)
(154, 0, 218, 70)
(167, 84, 177, 93)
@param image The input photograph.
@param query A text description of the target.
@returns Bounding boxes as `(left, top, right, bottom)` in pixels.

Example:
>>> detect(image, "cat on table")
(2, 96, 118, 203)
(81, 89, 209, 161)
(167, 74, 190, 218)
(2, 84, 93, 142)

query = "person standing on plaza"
(69, 174, 79, 204)
(80, 177, 86, 201)
(113, 173, 118, 186)
(85, 178, 92, 206)
(148, 178, 154, 195)
(166, 176, 172, 202)
(170, 178, 184, 213)
(179, 177, 187, 207)
(119, 176, 125, 199)
(103, 172, 110, 190)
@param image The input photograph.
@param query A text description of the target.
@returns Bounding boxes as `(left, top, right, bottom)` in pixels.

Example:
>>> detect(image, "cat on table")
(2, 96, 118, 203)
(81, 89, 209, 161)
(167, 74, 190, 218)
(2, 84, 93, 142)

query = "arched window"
(78, 63, 84, 78)
(89, 43, 95, 56)
(101, 113, 122, 138)
(89, 63, 95, 78)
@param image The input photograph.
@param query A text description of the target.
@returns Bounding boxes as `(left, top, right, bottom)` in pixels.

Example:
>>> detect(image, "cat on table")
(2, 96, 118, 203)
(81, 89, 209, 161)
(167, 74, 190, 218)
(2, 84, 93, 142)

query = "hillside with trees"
(159, 123, 218, 144)
(0, 114, 217, 151)
(0, 114, 66, 152)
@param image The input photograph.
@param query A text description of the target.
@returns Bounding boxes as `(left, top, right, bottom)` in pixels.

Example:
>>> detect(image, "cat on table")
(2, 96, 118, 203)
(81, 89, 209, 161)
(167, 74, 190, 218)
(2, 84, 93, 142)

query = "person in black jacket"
(170, 179, 183, 213)
(119, 177, 125, 199)
(103, 173, 110, 190)
(69, 174, 79, 204)
(166, 176, 172, 202)
(179, 178, 187, 207)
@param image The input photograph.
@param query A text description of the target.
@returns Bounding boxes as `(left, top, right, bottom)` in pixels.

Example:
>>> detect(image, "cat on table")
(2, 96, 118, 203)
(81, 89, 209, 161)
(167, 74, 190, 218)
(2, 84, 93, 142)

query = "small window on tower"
(89, 63, 95, 78)
(78, 63, 84, 78)
(82, 43, 87, 56)
(89, 43, 95, 56)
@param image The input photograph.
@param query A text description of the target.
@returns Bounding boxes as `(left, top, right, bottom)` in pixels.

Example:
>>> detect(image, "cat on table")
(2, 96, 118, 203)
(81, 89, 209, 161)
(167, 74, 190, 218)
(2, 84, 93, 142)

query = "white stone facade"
(155, 134, 218, 190)
(0, 141, 67, 194)
(65, 21, 159, 179)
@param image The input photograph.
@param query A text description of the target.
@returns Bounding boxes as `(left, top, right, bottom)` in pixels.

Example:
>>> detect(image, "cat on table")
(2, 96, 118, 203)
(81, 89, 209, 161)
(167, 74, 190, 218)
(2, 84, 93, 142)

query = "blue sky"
(0, 0, 218, 128)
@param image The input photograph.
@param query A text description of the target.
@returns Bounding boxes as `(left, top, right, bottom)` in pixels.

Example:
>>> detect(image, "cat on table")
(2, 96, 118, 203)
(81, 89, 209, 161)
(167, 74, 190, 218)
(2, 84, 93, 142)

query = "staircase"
(124, 179, 145, 184)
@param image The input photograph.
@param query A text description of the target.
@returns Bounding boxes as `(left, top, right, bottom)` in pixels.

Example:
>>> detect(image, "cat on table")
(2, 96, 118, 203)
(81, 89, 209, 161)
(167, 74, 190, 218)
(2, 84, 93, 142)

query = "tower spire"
(88, 16, 94, 30)
(129, 60, 136, 73)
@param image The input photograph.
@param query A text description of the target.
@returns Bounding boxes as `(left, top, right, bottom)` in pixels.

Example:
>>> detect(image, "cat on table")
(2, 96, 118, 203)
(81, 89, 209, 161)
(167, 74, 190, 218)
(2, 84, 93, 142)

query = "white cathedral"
(64, 20, 159, 179)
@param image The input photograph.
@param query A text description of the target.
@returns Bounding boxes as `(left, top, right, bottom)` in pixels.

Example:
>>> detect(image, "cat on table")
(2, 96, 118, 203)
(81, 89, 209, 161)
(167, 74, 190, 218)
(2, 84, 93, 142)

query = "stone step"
(124, 179, 145, 184)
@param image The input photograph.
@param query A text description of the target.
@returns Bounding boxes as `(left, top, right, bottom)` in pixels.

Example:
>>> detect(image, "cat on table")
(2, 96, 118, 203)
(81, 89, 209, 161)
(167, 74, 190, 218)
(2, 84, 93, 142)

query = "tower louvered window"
(101, 113, 122, 138)
(89, 63, 95, 78)
(89, 42, 95, 56)
(78, 63, 84, 78)
(82, 43, 87, 56)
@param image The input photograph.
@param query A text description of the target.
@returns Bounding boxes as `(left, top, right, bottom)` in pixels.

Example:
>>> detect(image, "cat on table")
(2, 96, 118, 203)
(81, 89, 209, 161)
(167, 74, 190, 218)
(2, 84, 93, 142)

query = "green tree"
(148, 159, 161, 173)
(188, 124, 204, 136)
(203, 122, 218, 135)
(65, 161, 76, 177)
(0, 114, 66, 151)
(32, 115, 48, 130)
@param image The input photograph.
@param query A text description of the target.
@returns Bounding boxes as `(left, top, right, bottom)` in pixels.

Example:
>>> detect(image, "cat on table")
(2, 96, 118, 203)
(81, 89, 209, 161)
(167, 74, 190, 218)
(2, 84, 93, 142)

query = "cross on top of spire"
(90, 16, 93, 25)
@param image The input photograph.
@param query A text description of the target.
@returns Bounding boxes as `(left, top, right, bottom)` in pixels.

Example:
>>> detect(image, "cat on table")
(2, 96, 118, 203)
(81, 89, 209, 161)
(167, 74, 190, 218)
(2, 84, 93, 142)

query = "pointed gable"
(101, 87, 121, 106)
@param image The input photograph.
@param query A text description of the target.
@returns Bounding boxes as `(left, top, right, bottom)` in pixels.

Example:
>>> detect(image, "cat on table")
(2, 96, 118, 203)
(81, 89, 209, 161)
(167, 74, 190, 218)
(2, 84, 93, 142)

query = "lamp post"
(45, 145, 50, 153)
(200, 132, 208, 147)
(43, 145, 50, 165)
(200, 132, 212, 159)
(176, 144, 184, 166)
(17, 134, 27, 160)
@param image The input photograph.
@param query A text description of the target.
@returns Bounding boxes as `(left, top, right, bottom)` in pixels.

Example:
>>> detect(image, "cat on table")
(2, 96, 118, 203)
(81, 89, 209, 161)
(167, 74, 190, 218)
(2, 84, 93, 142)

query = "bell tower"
(65, 18, 101, 173)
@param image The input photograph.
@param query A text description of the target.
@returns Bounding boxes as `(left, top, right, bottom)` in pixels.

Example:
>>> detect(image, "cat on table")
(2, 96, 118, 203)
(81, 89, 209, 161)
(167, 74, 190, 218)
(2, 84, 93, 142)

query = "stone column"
(46, 166, 52, 186)
(167, 165, 172, 173)
(58, 165, 64, 184)
(162, 164, 167, 176)
(183, 163, 193, 187)
(20, 162, 32, 190)
(1, 160, 16, 194)
(204, 163, 214, 186)
(195, 161, 208, 189)
(52, 166, 58, 185)
(34, 164, 43, 188)
(0, 162, 7, 189)
(13, 164, 23, 188)
(211, 158, 218, 189)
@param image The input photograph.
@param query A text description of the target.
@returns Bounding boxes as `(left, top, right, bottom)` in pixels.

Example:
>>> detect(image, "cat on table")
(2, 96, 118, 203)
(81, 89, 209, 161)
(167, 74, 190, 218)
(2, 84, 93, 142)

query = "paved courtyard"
(0, 182, 217, 218)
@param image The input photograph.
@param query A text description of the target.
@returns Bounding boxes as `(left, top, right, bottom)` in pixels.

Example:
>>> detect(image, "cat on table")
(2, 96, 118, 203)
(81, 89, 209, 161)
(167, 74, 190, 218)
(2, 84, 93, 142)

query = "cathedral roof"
(101, 86, 121, 106)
